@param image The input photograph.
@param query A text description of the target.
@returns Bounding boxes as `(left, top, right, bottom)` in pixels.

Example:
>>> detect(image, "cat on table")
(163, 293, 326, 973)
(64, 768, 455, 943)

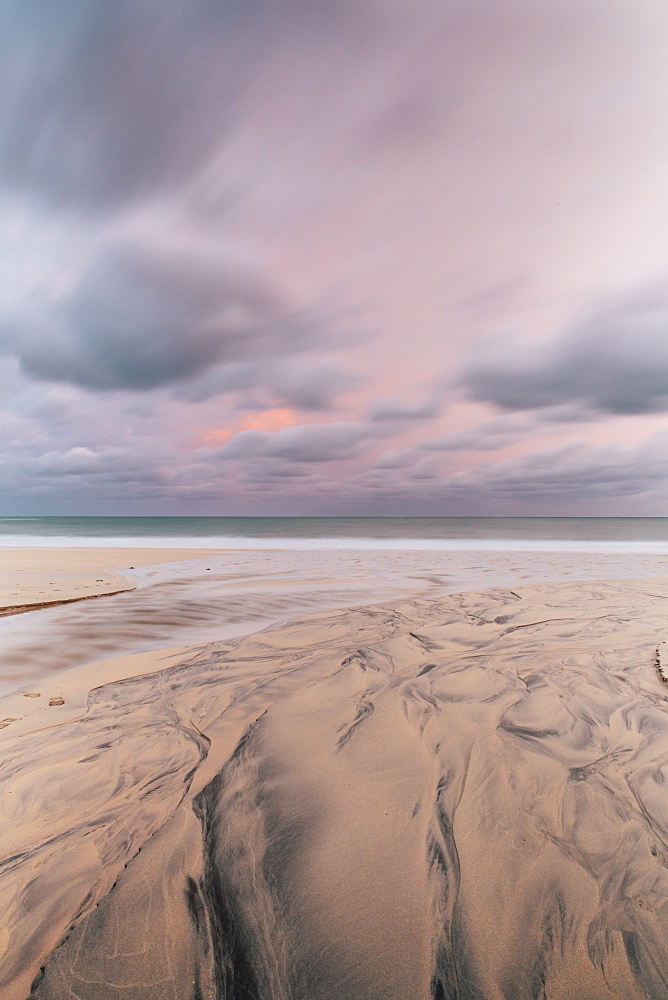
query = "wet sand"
(2, 544, 668, 696)
(2, 576, 668, 998)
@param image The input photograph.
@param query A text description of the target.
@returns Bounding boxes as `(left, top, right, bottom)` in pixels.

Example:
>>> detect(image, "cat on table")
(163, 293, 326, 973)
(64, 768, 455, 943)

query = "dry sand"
(0, 547, 228, 615)
(2, 575, 668, 998)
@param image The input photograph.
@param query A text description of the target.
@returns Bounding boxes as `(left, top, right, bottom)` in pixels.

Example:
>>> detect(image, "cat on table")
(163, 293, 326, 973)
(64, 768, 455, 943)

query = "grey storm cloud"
(0, 0, 230, 207)
(0, 0, 371, 210)
(269, 363, 360, 412)
(185, 360, 360, 411)
(216, 422, 370, 464)
(360, 436, 668, 514)
(424, 414, 537, 452)
(445, 437, 668, 506)
(7, 244, 315, 391)
(460, 289, 668, 416)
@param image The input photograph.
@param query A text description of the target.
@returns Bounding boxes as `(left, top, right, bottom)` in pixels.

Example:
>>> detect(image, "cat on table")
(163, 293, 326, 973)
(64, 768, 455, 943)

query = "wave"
(3, 533, 668, 553)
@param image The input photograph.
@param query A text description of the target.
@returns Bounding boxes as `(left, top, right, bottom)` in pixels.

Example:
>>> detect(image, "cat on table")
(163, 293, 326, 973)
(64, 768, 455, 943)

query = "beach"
(5, 0, 668, 993)
(2, 531, 668, 998)
(2, 527, 668, 696)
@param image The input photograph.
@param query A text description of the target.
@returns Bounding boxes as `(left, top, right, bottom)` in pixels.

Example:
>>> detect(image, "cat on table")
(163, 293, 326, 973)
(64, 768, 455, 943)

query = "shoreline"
(3, 539, 668, 614)
(3, 542, 668, 699)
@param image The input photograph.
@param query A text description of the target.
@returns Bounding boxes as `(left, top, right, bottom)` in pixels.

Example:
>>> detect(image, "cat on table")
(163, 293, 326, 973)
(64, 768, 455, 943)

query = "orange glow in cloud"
(198, 408, 297, 447)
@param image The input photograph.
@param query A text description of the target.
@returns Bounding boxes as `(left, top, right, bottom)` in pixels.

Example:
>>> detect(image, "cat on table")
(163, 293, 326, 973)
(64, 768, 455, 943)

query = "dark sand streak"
(0, 588, 134, 619)
(1, 579, 668, 998)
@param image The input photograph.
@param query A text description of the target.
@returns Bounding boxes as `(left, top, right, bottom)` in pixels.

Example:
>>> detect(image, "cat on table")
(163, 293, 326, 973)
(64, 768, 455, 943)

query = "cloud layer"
(4, 244, 317, 391)
(2, 0, 668, 513)
(0, 0, 272, 208)
(461, 290, 668, 417)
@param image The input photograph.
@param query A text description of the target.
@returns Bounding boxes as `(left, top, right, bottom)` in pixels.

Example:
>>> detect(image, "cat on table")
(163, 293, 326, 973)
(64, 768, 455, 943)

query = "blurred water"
(2, 515, 668, 547)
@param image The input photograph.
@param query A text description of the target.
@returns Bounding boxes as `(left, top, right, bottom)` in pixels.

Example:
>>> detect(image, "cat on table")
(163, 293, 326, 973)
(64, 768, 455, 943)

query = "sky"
(2, 0, 668, 516)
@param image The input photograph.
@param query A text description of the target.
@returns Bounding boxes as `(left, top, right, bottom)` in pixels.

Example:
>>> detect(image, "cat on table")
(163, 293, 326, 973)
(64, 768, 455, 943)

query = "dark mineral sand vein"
(1, 578, 668, 998)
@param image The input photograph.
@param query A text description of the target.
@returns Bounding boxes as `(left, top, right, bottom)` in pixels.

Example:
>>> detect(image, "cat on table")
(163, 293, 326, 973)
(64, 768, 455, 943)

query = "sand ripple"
(2, 579, 668, 998)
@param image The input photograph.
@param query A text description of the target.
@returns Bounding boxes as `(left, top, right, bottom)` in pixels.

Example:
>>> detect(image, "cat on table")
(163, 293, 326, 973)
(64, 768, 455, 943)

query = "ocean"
(2, 515, 668, 551)
(1, 516, 668, 695)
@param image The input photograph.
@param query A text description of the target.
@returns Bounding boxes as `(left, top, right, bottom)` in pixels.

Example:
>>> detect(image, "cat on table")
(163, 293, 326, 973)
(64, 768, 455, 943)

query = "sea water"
(2, 515, 668, 551)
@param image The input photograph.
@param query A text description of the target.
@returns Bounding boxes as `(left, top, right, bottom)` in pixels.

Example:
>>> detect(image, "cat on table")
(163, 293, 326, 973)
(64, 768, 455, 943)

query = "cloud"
(348, 433, 668, 514)
(215, 421, 370, 463)
(424, 414, 537, 452)
(5, 243, 317, 391)
(368, 394, 441, 422)
(171, 356, 358, 411)
(444, 436, 668, 507)
(268, 362, 360, 412)
(2, 0, 668, 516)
(4, 404, 668, 514)
(372, 449, 420, 469)
(460, 288, 668, 416)
(33, 446, 102, 476)
(0, 0, 375, 211)
(0, 0, 266, 209)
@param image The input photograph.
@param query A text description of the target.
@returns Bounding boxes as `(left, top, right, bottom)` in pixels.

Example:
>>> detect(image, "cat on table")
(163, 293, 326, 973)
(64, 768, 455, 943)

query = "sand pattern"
(2, 578, 668, 999)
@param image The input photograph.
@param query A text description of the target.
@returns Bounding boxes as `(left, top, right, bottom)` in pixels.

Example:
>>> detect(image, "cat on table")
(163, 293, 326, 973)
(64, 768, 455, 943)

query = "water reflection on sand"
(2, 547, 668, 694)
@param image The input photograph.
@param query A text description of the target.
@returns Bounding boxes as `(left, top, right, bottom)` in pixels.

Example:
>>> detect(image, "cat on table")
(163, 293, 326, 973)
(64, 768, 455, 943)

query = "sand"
(4, 543, 668, 699)
(0, 547, 228, 615)
(2, 572, 668, 999)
